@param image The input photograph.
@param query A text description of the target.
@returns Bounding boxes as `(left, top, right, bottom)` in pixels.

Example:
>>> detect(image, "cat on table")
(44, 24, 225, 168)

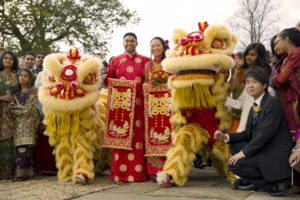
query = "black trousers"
(228, 142, 274, 192)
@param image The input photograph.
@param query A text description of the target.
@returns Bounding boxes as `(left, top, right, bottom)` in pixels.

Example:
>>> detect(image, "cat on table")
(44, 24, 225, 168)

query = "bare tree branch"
(227, 0, 280, 50)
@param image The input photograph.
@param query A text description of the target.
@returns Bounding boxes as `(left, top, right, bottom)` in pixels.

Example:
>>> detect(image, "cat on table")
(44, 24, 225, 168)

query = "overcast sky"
(103, 0, 299, 60)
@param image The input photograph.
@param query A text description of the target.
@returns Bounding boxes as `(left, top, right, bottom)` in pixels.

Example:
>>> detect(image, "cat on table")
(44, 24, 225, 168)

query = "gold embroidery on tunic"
(128, 153, 134, 161)
(120, 58, 126, 64)
(135, 58, 142, 64)
(135, 164, 142, 172)
(135, 76, 141, 83)
(128, 175, 134, 181)
(126, 66, 134, 73)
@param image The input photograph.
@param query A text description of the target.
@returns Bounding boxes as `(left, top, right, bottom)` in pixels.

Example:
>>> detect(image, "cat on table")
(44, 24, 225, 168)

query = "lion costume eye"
(83, 73, 97, 85)
(211, 38, 227, 49)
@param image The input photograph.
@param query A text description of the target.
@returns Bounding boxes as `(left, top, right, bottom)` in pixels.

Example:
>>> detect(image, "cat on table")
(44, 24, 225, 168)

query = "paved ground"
(75, 167, 299, 200)
(1, 167, 299, 200)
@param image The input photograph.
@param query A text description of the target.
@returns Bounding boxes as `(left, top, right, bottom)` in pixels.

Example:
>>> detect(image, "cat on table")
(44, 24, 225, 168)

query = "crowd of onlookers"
(0, 20, 300, 197)
(218, 23, 300, 196)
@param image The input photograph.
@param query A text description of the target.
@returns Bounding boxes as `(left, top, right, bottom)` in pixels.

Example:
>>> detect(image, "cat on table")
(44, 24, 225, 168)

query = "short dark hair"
(278, 27, 300, 47)
(102, 60, 108, 68)
(0, 50, 19, 72)
(36, 51, 46, 56)
(235, 52, 244, 58)
(24, 52, 36, 58)
(243, 43, 267, 68)
(244, 68, 269, 93)
(123, 32, 137, 41)
(109, 56, 115, 63)
(270, 34, 280, 60)
(254, 63, 271, 77)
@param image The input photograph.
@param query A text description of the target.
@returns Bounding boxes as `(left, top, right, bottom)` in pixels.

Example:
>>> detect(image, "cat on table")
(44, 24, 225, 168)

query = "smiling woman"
(144, 37, 171, 179)
(228, 43, 267, 133)
(0, 51, 19, 180)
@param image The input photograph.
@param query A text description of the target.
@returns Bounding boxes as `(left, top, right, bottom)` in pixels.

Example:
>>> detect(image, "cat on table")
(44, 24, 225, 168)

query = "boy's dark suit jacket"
(228, 93, 293, 182)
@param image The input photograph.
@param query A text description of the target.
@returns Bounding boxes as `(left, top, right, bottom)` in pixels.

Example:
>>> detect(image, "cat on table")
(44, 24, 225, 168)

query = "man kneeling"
(214, 68, 293, 197)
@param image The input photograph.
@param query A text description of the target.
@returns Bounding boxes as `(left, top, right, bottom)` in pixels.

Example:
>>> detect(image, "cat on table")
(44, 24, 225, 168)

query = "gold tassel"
(174, 84, 216, 109)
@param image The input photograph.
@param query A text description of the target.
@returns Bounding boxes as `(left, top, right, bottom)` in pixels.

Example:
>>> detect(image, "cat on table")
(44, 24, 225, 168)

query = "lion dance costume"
(39, 47, 108, 184)
(157, 22, 238, 186)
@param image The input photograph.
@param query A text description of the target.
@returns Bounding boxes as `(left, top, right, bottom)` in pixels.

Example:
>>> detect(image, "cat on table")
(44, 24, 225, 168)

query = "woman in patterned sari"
(0, 51, 19, 179)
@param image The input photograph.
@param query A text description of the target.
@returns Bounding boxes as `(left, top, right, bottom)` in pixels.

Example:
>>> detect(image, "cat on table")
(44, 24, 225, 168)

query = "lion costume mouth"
(177, 69, 217, 76)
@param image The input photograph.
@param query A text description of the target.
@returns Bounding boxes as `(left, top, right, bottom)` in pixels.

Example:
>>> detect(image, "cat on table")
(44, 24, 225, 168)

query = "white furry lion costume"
(39, 47, 108, 184)
(157, 22, 238, 186)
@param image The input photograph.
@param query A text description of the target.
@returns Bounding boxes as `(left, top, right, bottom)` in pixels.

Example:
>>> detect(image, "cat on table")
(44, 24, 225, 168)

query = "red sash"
(102, 78, 136, 150)
(143, 83, 172, 156)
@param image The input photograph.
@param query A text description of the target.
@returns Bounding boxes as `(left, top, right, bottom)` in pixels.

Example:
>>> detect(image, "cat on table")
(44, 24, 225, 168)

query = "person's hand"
(235, 60, 244, 69)
(0, 95, 14, 102)
(228, 152, 244, 165)
(214, 130, 228, 140)
(28, 87, 38, 95)
(289, 151, 300, 165)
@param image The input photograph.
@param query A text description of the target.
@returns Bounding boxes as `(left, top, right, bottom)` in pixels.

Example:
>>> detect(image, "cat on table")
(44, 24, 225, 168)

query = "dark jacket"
(229, 93, 293, 181)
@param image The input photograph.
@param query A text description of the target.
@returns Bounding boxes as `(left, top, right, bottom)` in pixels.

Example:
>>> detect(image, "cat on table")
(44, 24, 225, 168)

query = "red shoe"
(75, 172, 89, 184)
(156, 171, 171, 187)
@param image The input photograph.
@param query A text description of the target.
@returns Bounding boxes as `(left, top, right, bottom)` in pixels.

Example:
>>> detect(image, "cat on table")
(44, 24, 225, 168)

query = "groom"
(215, 68, 293, 197)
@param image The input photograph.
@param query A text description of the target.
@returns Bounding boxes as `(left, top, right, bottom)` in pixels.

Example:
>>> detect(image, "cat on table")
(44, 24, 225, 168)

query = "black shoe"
(238, 184, 258, 191)
(232, 179, 243, 190)
(193, 154, 204, 169)
(270, 180, 289, 197)
(194, 162, 205, 169)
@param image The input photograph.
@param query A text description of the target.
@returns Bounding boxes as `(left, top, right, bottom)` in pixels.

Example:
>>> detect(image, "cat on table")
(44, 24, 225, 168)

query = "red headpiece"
(67, 47, 81, 60)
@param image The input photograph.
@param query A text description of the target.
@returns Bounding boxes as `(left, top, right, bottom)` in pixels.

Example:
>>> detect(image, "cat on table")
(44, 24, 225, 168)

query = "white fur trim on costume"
(156, 171, 168, 185)
(162, 54, 234, 74)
